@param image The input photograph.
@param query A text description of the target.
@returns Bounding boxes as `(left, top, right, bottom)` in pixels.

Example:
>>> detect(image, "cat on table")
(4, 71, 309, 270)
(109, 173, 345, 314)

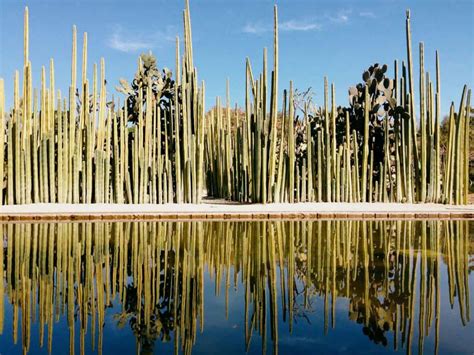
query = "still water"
(0, 220, 472, 354)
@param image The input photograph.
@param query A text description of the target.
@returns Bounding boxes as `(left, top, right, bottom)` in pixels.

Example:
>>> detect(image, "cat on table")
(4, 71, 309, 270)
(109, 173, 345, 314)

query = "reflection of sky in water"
(0, 221, 472, 354)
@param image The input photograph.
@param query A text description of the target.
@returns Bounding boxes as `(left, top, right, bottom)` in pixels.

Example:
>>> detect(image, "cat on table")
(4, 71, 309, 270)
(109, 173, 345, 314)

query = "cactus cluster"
(0, 1, 204, 205)
(0, 3, 470, 205)
(205, 8, 471, 204)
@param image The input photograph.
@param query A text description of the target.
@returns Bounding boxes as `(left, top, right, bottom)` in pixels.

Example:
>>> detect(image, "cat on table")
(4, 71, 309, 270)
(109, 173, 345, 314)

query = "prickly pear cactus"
(338, 63, 408, 179)
(116, 52, 175, 124)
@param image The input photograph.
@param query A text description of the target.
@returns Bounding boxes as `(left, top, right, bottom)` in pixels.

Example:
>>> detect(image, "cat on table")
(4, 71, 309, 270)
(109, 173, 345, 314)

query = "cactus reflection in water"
(0, 220, 471, 354)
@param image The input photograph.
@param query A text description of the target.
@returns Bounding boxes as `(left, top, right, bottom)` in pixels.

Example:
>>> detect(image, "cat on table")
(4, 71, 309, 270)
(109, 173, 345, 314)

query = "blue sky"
(0, 0, 472, 116)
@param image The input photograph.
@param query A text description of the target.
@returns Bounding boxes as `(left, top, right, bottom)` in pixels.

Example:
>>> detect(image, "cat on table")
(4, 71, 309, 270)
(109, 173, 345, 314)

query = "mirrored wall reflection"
(0, 221, 472, 354)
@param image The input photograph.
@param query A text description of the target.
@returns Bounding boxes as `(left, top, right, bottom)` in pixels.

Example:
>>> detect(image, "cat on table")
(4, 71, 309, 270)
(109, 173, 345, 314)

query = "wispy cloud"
(108, 31, 151, 53)
(327, 10, 352, 24)
(107, 25, 176, 53)
(359, 11, 376, 18)
(280, 20, 321, 32)
(242, 19, 321, 34)
(243, 9, 354, 35)
(242, 23, 268, 34)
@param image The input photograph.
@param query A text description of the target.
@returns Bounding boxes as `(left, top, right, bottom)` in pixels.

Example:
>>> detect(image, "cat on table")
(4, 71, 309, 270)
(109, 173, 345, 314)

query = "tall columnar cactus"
(288, 81, 295, 203)
(305, 103, 313, 201)
(324, 77, 331, 202)
(0, 2, 207, 205)
(268, 5, 279, 201)
(203, 6, 469, 205)
(405, 10, 420, 196)
(419, 42, 427, 202)
(434, 51, 441, 202)
(361, 84, 370, 202)
(0, 79, 4, 205)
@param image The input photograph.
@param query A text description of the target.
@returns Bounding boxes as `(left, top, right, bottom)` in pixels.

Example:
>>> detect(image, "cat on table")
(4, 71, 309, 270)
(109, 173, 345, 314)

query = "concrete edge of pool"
(0, 202, 472, 221)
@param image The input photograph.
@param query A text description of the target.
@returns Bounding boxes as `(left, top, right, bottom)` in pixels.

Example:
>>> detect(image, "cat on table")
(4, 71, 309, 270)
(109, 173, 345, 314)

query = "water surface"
(0, 220, 472, 354)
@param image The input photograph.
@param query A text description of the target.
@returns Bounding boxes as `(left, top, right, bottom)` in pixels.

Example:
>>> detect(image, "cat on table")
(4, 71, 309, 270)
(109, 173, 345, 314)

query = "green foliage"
(116, 52, 174, 124)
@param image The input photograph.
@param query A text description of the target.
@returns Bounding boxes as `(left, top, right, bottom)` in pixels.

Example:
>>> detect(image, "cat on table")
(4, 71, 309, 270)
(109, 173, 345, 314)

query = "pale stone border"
(0, 202, 472, 221)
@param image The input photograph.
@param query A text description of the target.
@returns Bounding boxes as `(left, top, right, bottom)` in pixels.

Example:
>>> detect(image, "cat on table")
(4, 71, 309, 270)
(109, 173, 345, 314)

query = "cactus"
(0, 79, 4, 205)
(324, 77, 331, 202)
(434, 52, 441, 202)
(420, 42, 427, 202)
(405, 10, 420, 196)
(361, 84, 370, 201)
(463, 91, 471, 204)
(268, 5, 279, 201)
(0, 4, 470, 206)
(205, 4, 466, 205)
(0, 2, 205, 205)
(288, 81, 295, 203)
(305, 103, 313, 201)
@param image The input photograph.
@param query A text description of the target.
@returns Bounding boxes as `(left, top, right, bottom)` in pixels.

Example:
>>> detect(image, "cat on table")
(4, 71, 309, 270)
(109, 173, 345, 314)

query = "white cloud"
(108, 33, 151, 53)
(328, 10, 352, 24)
(359, 11, 376, 18)
(243, 9, 354, 35)
(107, 25, 175, 53)
(242, 23, 268, 34)
(280, 20, 321, 32)
(243, 19, 321, 34)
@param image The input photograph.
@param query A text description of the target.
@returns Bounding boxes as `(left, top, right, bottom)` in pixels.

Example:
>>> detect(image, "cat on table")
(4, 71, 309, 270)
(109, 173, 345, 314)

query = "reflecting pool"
(0, 220, 472, 354)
